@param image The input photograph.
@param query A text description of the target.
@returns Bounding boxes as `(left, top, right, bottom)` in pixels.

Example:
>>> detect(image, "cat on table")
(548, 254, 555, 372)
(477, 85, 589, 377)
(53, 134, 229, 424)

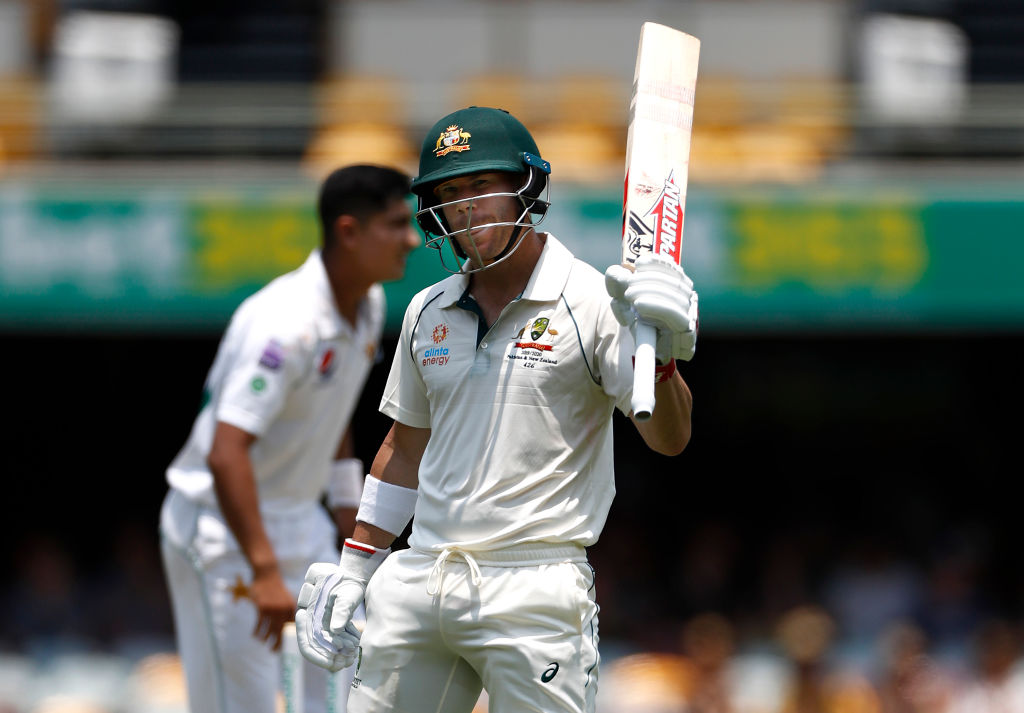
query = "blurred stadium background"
(2, 0, 1023, 711)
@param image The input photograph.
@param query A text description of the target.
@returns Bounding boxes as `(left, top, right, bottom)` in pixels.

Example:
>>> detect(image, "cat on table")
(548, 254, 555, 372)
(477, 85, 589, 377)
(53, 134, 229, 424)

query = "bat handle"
(631, 321, 658, 421)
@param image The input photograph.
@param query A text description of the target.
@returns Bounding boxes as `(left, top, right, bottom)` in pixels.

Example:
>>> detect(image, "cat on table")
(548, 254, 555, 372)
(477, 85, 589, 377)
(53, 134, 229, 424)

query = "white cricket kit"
(167, 249, 382, 514)
(350, 235, 635, 713)
(381, 233, 634, 552)
(160, 250, 382, 713)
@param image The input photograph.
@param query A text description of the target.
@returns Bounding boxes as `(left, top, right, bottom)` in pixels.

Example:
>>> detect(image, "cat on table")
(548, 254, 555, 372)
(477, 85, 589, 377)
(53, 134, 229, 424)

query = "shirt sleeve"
(379, 294, 432, 428)
(593, 299, 636, 417)
(215, 301, 305, 437)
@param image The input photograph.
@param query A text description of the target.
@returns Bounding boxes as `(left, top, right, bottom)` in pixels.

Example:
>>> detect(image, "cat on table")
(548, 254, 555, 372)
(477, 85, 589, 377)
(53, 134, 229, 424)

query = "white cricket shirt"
(380, 234, 635, 552)
(167, 250, 384, 516)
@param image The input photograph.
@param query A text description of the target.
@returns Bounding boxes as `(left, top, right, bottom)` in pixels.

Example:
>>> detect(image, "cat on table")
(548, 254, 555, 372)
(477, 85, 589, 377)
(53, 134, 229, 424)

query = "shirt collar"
(519, 233, 573, 302)
(305, 249, 349, 339)
(435, 232, 573, 308)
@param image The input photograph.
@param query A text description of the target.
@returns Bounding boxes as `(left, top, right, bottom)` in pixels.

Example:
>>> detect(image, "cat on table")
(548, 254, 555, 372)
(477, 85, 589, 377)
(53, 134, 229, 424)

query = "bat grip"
(631, 321, 658, 421)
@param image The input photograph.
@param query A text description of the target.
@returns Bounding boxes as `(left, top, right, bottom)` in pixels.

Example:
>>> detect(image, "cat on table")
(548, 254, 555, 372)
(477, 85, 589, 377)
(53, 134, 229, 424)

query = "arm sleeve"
(594, 299, 636, 417)
(215, 304, 305, 437)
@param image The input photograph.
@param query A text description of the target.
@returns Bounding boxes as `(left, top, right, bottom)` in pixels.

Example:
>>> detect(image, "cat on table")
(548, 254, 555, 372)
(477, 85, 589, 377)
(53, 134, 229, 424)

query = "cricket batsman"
(295, 107, 699, 713)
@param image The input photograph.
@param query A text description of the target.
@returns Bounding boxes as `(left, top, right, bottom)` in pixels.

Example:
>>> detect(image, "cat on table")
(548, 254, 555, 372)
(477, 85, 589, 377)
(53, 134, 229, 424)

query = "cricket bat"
(282, 619, 354, 713)
(281, 621, 304, 713)
(622, 22, 700, 420)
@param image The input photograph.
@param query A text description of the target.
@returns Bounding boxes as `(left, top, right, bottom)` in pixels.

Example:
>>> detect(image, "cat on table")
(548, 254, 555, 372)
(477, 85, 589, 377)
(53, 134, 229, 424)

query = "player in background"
(159, 164, 420, 713)
(295, 107, 699, 713)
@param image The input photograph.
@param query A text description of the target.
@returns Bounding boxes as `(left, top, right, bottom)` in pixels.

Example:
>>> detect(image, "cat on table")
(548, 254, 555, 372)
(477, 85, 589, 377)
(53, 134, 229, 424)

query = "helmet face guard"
(412, 107, 551, 274)
(415, 165, 551, 273)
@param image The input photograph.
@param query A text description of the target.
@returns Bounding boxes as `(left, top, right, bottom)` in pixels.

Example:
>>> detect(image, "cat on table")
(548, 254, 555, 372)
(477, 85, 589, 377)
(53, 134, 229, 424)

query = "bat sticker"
(625, 171, 684, 264)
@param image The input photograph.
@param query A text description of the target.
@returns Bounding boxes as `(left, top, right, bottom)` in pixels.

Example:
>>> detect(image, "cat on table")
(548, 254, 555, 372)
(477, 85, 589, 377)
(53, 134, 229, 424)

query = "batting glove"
(295, 540, 389, 672)
(295, 564, 352, 672)
(605, 253, 698, 362)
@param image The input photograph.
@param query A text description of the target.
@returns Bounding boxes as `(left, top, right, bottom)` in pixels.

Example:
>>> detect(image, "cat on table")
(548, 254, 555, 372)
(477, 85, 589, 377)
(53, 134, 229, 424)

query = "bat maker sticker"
(624, 171, 684, 265)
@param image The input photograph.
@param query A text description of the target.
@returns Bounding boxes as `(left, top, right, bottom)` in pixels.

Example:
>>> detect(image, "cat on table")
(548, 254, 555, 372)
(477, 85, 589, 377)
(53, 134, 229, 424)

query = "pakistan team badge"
(250, 375, 266, 393)
(530, 317, 550, 340)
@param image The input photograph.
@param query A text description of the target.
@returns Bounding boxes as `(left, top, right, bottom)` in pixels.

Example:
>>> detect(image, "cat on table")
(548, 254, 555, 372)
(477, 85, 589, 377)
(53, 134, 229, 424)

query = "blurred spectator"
(918, 532, 988, 665)
(822, 537, 924, 670)
(680, 612, 737, 713)
(124, 652, 189, 713)
(672, 520, 742, 617)
(947, 619, 1024, 713)
(587, 508, 670, 652)
(774, 604, 880, 713)
(0, 652, 33, 712)
(874, 621, 952, 713)
(27, 652, 131, 713)
(83, 522, 174, 658)
(776, 605, 834, 713)
(726, 648, 790, 713)
(754, 532, 819, 624)
(3, 534, 92, 658)
(598, 652, 694, 713)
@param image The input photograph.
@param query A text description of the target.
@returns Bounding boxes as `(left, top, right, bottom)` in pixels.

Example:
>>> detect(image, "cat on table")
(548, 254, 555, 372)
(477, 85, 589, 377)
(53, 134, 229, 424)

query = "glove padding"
(605, 253, 698, 362)
(295, 564, 361, 672)
(295, 541, 389, 672)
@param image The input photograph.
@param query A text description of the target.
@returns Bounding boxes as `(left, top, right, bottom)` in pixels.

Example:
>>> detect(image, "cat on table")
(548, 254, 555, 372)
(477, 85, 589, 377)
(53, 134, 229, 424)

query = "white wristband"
(327, 458, 364, 508)
(339, 538, 391, 581)
(356, 475, 417, 537)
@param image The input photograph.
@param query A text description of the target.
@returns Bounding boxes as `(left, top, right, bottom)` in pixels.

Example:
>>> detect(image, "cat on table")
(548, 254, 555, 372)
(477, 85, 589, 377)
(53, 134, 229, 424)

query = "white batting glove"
(295, 540, 390, 672)
(605, 253, 699, 362)
(295, 564, 353, 672)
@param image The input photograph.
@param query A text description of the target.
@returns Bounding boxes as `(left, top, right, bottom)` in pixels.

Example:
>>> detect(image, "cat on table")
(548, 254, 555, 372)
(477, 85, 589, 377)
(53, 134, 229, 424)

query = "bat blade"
(623, 22, 700, 420)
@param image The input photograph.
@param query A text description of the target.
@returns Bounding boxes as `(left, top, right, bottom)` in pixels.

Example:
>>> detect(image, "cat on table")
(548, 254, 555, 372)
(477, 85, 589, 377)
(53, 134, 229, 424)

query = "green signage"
(2, 180, 1022, 333)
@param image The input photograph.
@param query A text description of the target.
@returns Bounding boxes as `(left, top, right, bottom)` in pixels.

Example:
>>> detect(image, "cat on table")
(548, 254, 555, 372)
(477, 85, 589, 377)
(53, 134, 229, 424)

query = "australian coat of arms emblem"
(434, 125, 472, 157)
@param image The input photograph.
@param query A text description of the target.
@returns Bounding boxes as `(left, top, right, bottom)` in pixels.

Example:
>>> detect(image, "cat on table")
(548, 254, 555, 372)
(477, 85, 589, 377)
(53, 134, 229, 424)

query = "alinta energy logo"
(424, 323, 451, 366)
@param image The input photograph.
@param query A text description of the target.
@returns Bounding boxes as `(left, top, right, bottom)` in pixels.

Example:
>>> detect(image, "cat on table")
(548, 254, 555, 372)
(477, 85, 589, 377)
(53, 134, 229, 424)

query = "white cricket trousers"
(347, 544, 601, 713)
(159, 489, 357, 713)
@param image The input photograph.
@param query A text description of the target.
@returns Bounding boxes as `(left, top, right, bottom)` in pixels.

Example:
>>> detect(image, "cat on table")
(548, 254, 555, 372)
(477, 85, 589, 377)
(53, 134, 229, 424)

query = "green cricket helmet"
(412, 106, 551, 272)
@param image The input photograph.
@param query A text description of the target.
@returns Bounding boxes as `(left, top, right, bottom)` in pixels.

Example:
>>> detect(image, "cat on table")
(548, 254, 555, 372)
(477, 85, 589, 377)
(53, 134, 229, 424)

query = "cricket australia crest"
(529, 317, 549, 340)
(509, 315, 560, 371)
(512, 316, 559, 353)
(434, 125, 472, 157)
